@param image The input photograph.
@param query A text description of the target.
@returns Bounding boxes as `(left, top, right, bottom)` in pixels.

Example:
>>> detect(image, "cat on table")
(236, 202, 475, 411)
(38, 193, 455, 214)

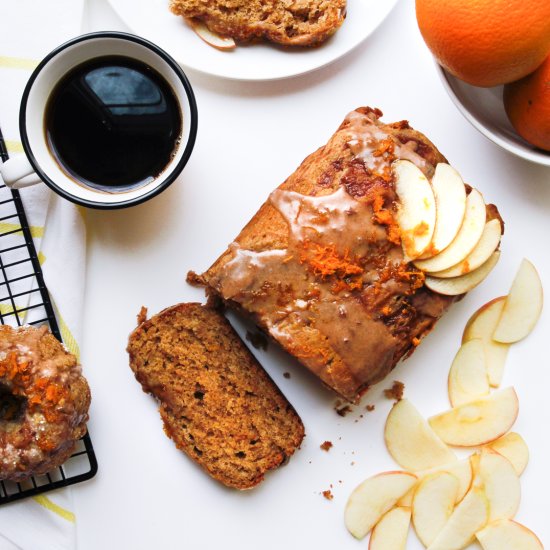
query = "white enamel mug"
(0, 31, 198, 209)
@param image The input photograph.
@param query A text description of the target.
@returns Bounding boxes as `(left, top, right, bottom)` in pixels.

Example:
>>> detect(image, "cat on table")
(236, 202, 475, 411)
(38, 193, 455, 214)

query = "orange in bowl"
(504, 56, 550, 152)
(415, 0, 550, 88)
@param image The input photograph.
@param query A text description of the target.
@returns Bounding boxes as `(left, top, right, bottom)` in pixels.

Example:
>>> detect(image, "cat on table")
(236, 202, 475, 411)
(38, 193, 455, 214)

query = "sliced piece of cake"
(127, 303, 304, 489)
(170, 0, 347, 47)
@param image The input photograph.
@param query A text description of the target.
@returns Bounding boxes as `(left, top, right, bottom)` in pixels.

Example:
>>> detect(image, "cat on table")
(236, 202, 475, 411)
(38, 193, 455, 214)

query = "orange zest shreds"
(381, 305, 392, 316)
(366, 184, 400, 244)
(421, 243, 438, 258)
(371, 194, 385, 213)
(400, 232, 417, 257)
(372, 138, 395, 158)
(412, 337, 421, 346)
(386, 224, 402, 245)
(45, 384, 61, 402)
(331, 276, 363, 294)
(413, 221, 430, 237)
(380, 164, 393, 182)
(378, 262, 426, 294)
(282, 255, 294, 263)
(34, 378, 49, 390)
(300, 240, 363, 280)
(373, 208, 393, 225)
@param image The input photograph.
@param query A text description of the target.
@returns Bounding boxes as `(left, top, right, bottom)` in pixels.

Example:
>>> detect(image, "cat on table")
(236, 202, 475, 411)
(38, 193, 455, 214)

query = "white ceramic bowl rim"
(436, 63, 550, 168)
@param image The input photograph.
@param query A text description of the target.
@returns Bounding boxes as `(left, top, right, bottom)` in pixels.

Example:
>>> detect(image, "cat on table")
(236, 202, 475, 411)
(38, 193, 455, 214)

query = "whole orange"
(504, 55, 550, 151)
(416, 0, 550, 87)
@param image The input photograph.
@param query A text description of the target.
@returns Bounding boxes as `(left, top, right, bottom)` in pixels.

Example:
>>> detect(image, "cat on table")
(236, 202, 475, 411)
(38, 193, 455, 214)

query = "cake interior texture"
(127, 303, 304, 489)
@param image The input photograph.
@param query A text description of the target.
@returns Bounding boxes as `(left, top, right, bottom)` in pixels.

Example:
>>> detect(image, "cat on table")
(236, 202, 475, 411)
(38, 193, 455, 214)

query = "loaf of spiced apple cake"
(192, 107, 502, 403)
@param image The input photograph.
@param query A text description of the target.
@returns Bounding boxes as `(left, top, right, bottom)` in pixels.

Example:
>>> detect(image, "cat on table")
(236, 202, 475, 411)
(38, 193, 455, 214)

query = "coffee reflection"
(45, 56, 182, 193)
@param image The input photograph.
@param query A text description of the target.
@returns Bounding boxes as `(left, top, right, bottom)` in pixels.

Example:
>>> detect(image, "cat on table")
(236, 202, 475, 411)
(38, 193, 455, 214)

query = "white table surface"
(76, 0, 550, 548)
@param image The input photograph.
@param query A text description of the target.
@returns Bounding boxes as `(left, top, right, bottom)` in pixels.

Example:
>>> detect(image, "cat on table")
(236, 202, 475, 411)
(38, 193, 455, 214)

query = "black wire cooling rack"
(0, 127, 97, 505)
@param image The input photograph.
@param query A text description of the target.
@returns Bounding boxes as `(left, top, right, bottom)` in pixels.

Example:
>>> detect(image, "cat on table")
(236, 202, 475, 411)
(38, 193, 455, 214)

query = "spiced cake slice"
(170, 0, 347, 47)
(195, 107, 503, 403)
(127, 303, 304, 489)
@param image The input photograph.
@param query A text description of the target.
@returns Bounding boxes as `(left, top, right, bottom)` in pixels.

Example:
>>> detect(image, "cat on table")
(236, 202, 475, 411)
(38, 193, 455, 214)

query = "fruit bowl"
(436, 64, 550, 167)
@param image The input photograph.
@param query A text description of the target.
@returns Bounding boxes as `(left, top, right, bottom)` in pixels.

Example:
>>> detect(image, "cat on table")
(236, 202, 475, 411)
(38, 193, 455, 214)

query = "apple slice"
(448, 339, 490, 407)
(419, 163, 467, 259)
(416, 458, 473, 503)
(418, 458, 473, 506)
(476, 519, 543, 550)
(397, 488, 414, 507)
(188, 18, 236, 50)
(472, 449, 520, 522)
(393, 160, 436, 260)
(384, 399, 456, 471)
(369, 506, 411, 550)
(428, 387, 519, 447)
(426, 487, 489, 550)
(414, 188, 486, 273)
(493, 258, 543, 343)
(425, 251, 500, 296)
(345, 471, 417, 539)
(429, 219, 502, 278)
(462, 297, 510, 387)
(485, 432, 529, 476)
(412, 471, 459, 547)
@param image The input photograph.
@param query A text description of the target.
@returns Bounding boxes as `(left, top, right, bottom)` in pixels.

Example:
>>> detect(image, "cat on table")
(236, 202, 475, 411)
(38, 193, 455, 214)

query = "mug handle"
(0, 155, 42, 189)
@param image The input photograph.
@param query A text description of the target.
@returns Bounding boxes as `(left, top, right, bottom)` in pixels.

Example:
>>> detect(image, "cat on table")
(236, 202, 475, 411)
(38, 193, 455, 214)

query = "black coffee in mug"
(44, 55, 182, 193)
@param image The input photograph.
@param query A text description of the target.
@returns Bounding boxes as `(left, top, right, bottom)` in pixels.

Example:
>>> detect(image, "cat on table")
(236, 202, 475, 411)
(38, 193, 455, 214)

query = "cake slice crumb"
(384, 380, 405, 401)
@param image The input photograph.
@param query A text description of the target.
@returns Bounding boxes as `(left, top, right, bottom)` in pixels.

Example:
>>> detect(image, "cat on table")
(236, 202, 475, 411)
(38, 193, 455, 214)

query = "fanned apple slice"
(493, 258, 543, 343)
(448, 339, 490, 407)
(369, 506, 411, 550)
(384, 399, 456, 471)
(429, 219, 501, 278)
(425, 251, 500, 296)
(426, 487, 489, 550)
(428, 387, 519, 447)
(188, 19, 237, 50)
(485, 432, 529, 475)
(472, 449, 520, 522)
(393, 160, 436, 260)
(415, 188, 486, 273)
(476, 519, 543, 550)
(412, 471, 459, 547)
(463, 297, 510, 387)
(419, 163, 467, 259)
(345, 471, 417, 539)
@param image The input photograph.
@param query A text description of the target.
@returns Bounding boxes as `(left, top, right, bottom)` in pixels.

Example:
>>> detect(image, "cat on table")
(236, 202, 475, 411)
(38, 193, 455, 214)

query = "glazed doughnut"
(0, 325, 90, 481)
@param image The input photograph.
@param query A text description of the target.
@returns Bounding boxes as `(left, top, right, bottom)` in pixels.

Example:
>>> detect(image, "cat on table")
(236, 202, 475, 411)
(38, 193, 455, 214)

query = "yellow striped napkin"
(0, 2, 87, 549)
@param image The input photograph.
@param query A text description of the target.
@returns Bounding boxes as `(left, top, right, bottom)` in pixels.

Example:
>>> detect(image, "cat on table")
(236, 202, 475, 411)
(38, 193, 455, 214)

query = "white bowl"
(436, 64, 550, 167)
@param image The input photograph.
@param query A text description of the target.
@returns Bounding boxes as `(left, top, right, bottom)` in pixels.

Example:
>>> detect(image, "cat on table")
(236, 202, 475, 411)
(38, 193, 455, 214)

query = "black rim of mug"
(19, 31, 198, 210)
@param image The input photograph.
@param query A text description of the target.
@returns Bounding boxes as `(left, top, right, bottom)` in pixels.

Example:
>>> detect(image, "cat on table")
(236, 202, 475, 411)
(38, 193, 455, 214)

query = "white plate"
(106, 0, 399, 81)
(437, 65, 550, 167)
